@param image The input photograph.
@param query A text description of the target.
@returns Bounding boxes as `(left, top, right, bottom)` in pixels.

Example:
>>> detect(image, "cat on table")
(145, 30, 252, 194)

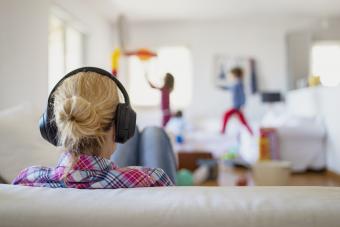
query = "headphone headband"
(48, 67, 130, 106)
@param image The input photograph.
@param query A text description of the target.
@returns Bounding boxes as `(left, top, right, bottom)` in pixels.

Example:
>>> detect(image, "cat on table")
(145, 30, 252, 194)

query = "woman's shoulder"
(109, 166, 174, 187)
(12, 166, 53, 185)
(116, 166, 165, 176)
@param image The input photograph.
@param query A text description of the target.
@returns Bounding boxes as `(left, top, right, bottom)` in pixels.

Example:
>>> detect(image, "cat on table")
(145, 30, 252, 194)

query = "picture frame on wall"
(214, 55, 258, 95)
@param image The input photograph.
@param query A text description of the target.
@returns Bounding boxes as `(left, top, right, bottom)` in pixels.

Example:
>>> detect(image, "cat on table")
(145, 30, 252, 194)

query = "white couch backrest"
(1, 185, 340, 227)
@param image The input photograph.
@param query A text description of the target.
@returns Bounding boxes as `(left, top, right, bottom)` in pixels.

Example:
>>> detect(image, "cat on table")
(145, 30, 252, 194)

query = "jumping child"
(220, 67, 253, 135)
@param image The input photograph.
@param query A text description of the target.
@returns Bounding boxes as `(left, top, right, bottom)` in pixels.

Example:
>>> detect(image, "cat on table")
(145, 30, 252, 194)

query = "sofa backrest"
(1, 184, 340, 227)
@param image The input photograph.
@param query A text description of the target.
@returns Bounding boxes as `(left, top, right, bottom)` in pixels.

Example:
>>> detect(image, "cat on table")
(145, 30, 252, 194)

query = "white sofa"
(277, 116, 326, 172)
(1, 104, 339, 227)
(261, 108, 326, 172)
(1, 184, 340, 227)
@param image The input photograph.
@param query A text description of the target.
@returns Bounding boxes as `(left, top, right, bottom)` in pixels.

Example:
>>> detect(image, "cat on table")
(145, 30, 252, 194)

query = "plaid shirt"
(12, 152, 173, 189)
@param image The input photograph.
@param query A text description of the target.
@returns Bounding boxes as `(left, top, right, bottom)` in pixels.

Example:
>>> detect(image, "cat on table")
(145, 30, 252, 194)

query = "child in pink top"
(149, 73, 175, 127)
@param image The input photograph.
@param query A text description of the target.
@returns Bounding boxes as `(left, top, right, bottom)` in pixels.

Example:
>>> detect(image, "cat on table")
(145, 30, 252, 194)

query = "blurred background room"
(1, 0, 340, 186)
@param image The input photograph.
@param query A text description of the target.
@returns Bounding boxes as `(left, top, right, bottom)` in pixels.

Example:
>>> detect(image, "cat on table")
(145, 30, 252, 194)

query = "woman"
(148, 73, 175, 127)
(13, 68, 176, 188)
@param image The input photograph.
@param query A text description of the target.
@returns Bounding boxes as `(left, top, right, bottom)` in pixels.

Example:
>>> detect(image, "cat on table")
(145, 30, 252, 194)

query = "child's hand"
(148, 81, 156, 89)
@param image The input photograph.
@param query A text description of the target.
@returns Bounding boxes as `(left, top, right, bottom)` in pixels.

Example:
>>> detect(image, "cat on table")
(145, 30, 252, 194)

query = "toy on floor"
(235, 175, 248, 186)
(176, 160, 218, 186)
(192, 165, 210, 185)
(222, 146, 239, 160)
(197, 159, 219, 181)
(176, 169, 193, 186)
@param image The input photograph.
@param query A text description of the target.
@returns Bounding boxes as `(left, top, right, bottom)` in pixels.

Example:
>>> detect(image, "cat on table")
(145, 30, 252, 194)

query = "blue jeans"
(111, 127, 177, 184)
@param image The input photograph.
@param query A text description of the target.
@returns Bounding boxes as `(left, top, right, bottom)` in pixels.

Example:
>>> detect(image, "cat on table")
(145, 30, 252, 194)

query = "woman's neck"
(100, 146, 114, 159)
(99, 128, 116, 159)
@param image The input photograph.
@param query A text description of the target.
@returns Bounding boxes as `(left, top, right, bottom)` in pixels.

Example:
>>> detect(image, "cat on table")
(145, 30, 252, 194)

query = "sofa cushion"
(0, 103, 59, 183)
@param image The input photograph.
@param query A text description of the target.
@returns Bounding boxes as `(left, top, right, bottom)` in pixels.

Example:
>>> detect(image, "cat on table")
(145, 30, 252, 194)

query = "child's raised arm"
(148, 80, 160, 89)
(219, 85, 231, 90)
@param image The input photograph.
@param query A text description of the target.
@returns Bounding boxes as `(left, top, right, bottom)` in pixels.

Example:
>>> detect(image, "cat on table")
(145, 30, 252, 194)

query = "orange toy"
(111, 48, 157, 77)
(125, 48, 157, 61)
(111, 48, 121, 76)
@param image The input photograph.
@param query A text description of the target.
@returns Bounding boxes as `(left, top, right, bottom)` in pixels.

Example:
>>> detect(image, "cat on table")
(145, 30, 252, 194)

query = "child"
(166, 110, 186, 144)
(148, 73, 174, 127)
(220, 67, 253, 135)
(13, 68, 175, 188)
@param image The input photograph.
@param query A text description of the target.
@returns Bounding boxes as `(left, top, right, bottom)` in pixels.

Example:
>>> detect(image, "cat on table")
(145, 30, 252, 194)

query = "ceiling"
(85, 0, 340, 23)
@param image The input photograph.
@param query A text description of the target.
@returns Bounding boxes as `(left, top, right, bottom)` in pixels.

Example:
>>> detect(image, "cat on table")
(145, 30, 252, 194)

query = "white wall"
(53, 0, 114, 71)
(286, 18, 340, 90)
(125, 20, 309, 120)
(0, 0, 114, 111)
(286, 32, 312, 90)
(0, 0, 49, 111)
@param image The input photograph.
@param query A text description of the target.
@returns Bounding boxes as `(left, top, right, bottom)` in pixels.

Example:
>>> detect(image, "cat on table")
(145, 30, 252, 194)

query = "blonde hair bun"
(53, 72, 119, 155)
(56, 95, 101, 139)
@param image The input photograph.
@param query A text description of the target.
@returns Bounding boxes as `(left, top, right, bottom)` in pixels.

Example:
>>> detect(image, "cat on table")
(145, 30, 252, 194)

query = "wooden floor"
(201, 166, 340, 187)
(287, 171, 340, 186)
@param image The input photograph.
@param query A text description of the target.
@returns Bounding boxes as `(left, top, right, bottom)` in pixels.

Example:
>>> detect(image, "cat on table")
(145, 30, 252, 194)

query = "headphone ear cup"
(39, 111, 49, 143)
(39, 110, 58, 146)
(115, 104, 136, 143)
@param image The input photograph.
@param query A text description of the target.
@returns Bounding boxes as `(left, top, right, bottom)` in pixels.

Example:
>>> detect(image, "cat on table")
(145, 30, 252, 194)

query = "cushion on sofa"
(0, 103, 59, 183)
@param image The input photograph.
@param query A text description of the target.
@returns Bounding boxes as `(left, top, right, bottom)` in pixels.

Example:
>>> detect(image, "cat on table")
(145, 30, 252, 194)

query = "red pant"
(221, 108, 253, 135)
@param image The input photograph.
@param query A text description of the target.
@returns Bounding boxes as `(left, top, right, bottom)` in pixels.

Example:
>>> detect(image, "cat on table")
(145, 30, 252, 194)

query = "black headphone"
(39, 67, 136, 146)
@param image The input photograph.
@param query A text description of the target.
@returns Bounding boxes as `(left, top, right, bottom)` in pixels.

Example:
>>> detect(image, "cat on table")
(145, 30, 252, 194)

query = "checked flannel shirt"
(13, 152, 173, 188)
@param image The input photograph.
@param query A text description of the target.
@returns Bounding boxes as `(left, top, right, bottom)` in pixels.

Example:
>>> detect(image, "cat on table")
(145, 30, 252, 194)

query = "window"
(48, 13, 85, 91)
(311, 41, 340, 87)
(128, 46, 193, 108)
